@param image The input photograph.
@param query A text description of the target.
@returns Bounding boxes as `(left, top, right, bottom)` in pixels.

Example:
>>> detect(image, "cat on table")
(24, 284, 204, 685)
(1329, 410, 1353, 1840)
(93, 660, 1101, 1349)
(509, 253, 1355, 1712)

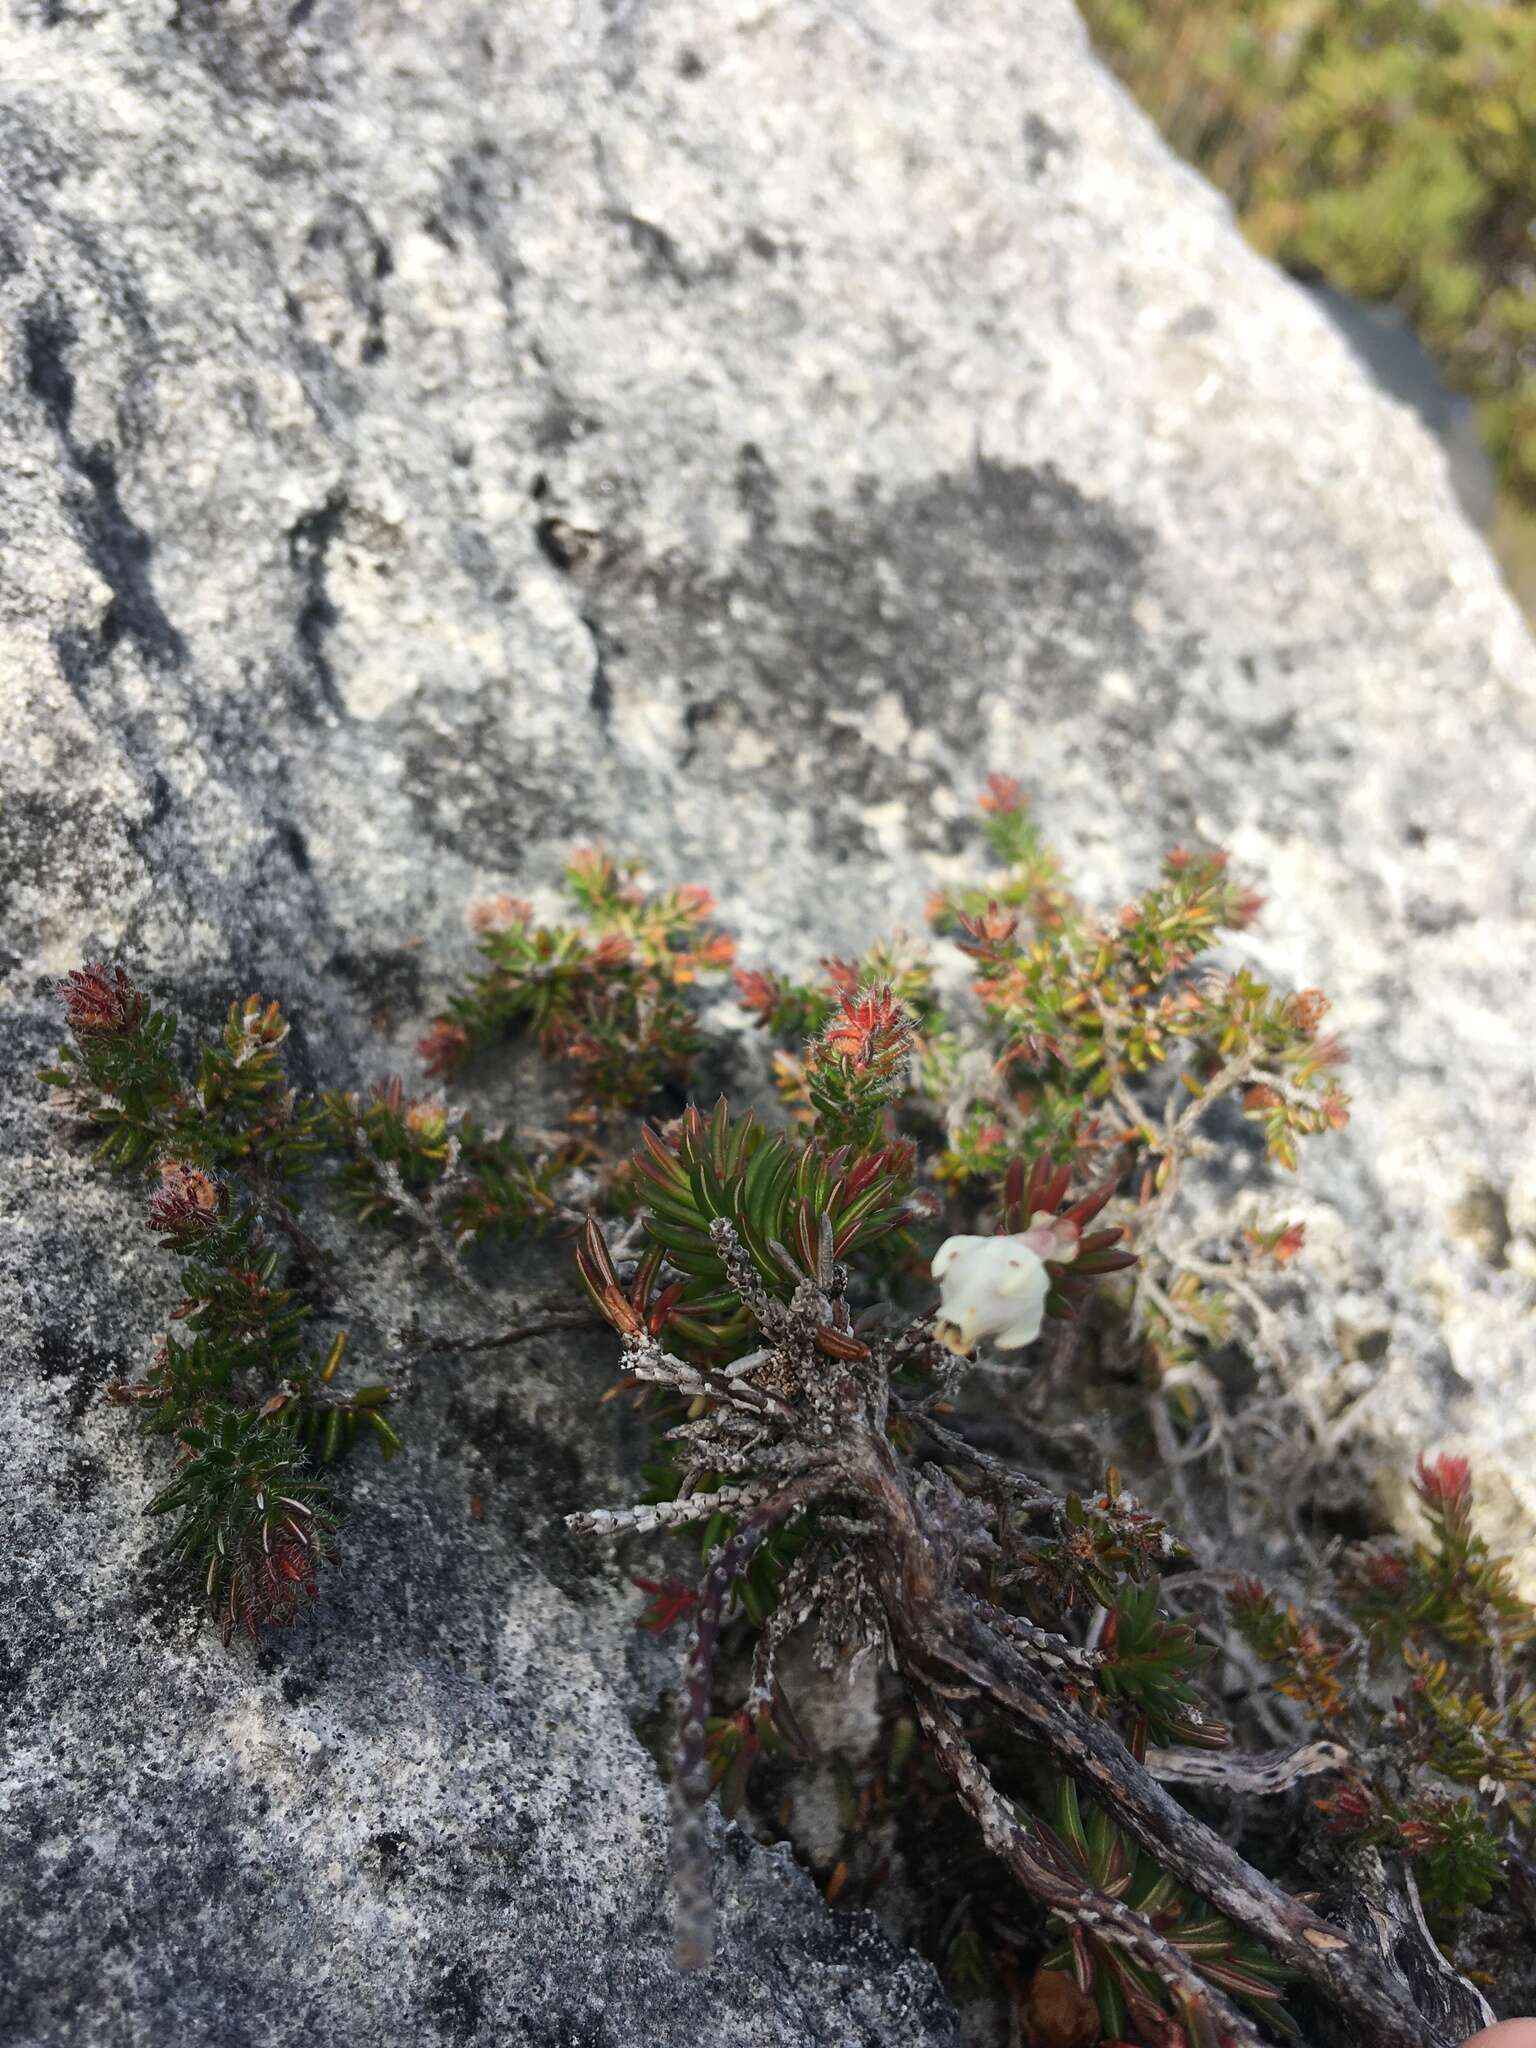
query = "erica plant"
(45, 792, 1533, 2048)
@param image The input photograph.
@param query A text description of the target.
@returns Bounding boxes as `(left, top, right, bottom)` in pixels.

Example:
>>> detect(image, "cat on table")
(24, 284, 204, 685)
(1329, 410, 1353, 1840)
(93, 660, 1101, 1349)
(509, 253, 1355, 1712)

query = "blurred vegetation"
(1080, 0, 1536, 510)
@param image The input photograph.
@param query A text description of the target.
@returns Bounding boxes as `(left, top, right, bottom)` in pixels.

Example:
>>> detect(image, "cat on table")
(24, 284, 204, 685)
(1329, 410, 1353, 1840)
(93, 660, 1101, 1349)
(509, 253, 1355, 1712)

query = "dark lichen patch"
(24, 301, 77, 431)
(287, 489, 349, 721)
(442, 1391, 585, 1512)
(126, 1541, 211, 1646)
(278, 1656, 329, 1707)
(565, 459, 1168, 865)
(1447, 1180, 1511, 1268)
(399, 711, 560, 866)
(324, 946, 426, 1035)
(1021, 110, 1073, 177)
(369, 1829, 412, 1883)
(52, 1452, 103, 1509)
(0, 774, 133, 932)
(25, 302, 186, 671)
(34, 1326, 128, 1425)
(425, 1956, 488, 2042)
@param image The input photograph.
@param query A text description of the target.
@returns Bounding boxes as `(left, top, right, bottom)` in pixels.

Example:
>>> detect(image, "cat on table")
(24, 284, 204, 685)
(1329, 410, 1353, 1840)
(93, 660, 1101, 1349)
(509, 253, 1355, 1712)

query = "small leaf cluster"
(316, 1075, 568, 1245)
(110, 1163, 373, 1641)
(579, 1096, 917, 1364)
(147, 1408, 336, 1645)
(1234, 1455, 1536, 1925)
(44, 975, 427, 1636)
(1094, 1579, 1223, 1752)
(43, 973, 323, 1180)
(419, 849, 736, 1113)
(933, 785, 1346, 1186)
(736, 939, 944, 1133)
(1014, 1475, 1183, 1622)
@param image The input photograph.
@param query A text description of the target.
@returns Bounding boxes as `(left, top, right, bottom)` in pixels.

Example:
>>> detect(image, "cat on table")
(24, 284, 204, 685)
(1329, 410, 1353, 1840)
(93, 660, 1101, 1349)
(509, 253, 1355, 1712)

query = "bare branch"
(1144, 1738, 1351, 1794)
(940, 1608, 1451, 2048)
(671, 1482, 816, 1971)
(413, 1310, 604, 1355)
(913, 1685, 1269, 2048)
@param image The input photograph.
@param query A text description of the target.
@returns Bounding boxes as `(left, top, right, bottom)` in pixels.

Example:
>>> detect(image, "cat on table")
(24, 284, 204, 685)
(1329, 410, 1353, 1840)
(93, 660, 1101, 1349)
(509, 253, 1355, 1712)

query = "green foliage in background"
(1080, 0, 1536, 503)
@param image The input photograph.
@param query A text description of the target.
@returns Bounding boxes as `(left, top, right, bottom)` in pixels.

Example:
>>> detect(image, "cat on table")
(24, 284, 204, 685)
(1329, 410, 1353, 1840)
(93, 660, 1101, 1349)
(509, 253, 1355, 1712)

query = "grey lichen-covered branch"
(568, 1219, 1454, 2048)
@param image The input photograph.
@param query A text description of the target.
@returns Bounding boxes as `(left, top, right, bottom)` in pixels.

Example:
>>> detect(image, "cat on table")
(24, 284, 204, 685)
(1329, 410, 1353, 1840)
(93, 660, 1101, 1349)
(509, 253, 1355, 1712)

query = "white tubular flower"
(931, 1227, 1070, 1356)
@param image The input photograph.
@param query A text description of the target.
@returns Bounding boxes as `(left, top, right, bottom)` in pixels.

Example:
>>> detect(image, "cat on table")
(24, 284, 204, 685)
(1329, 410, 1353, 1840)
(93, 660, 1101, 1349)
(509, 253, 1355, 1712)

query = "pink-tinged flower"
(148, 1162, 228, 1244)
(1284, 988, 1330, 1035)
(1416, 1453, 1473, 1511)
(589, 933, 633, 970)
(1019, 1211, 1083, 1262)
(674, 885, 716, 919)
(468, 894, 532, 934)
(977, 773, 1023, 815)
(418, 1020, 469, 1076)
(62, 964, 146, 1037)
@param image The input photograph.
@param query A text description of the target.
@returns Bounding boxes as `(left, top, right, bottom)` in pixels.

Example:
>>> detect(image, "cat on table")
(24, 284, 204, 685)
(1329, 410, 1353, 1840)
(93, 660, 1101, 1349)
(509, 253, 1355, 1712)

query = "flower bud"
(405, 1100, 448, 1143)
(62, 964, 147, 1037)
(1415, 1452, 1472, 1511)
(148, 1162, 228, 1244)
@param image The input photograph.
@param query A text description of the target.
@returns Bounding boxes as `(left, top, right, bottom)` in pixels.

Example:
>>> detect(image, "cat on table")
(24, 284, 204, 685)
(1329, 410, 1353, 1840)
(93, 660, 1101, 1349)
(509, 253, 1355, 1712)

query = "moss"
(1080, 0, 1536, 510)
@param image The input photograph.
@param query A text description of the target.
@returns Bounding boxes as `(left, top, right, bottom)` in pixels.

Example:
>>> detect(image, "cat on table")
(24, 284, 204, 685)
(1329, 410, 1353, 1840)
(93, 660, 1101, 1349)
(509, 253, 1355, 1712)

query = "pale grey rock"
(1306, 281, 1497, 530)
(3, 0, 1535, 2041)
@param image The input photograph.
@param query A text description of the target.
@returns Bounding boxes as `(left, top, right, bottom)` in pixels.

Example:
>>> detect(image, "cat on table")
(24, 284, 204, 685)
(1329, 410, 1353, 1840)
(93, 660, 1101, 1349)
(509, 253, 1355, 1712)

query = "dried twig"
(413, 1310, 604, 1355)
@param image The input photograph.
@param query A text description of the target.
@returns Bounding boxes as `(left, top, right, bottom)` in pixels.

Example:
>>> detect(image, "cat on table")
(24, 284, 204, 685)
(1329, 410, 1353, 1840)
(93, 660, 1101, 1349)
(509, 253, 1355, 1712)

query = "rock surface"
(3, 0, 1535, 2042)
